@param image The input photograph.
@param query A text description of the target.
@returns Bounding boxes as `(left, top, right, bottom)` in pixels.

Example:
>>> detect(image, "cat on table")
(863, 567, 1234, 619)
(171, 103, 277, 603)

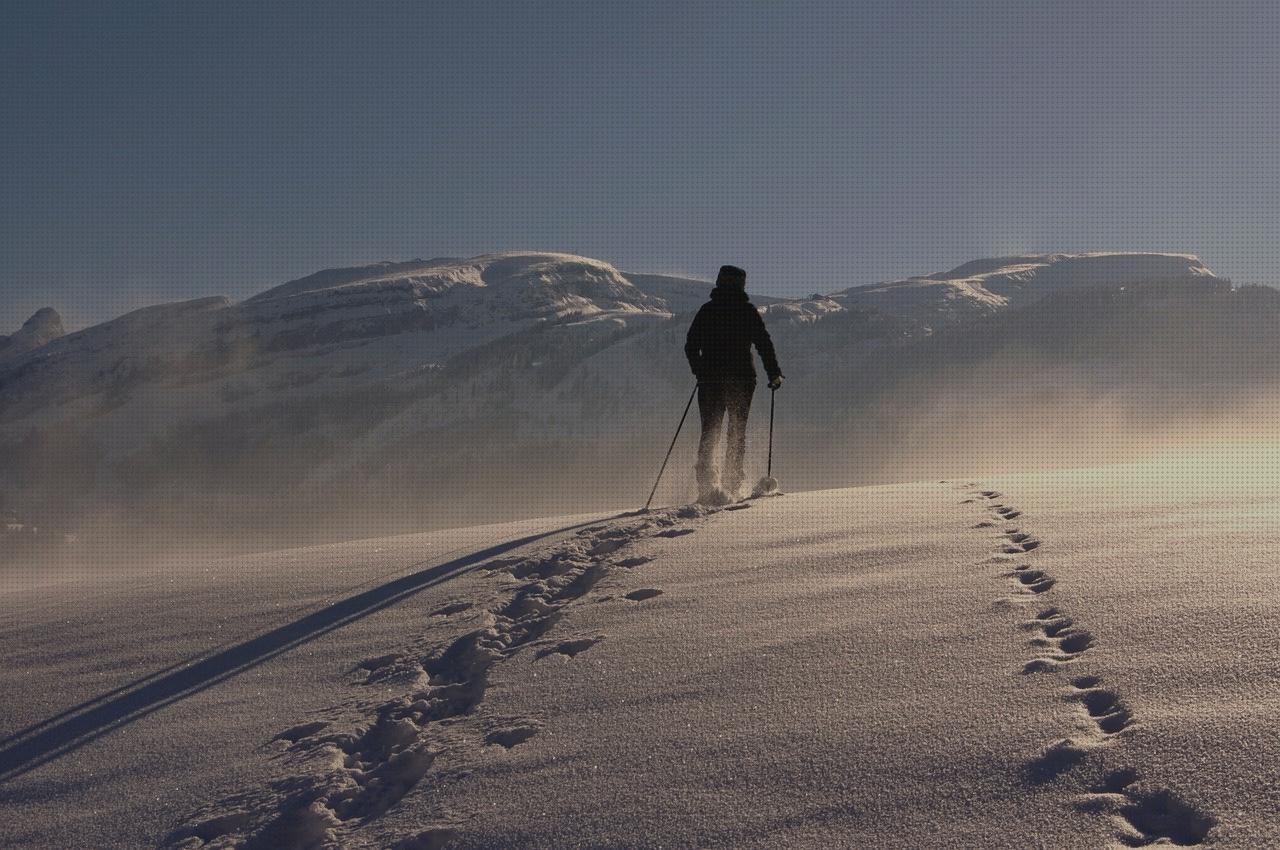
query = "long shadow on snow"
(0, 515, 617, 782)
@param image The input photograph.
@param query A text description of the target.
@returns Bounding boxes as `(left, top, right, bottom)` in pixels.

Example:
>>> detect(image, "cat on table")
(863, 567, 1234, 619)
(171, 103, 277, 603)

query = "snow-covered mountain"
(2, 250, 1269, 552)
(813, 252, 1218, 326)
(0, 252, 673, 434)
(241, 252, 669, 342)
(0, 307, 65, 362)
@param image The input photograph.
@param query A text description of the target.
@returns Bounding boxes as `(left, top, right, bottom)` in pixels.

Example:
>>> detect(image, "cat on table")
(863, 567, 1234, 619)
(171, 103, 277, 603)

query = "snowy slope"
(1, 450, 1275, 847)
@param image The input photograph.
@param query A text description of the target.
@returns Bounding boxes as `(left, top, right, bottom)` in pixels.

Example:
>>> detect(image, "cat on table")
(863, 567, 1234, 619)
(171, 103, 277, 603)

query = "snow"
(248, 252, 665, 317)
(833, 252, 1216, 324)
(761, 296, 847, 325)
(2, 446, 1275, 847)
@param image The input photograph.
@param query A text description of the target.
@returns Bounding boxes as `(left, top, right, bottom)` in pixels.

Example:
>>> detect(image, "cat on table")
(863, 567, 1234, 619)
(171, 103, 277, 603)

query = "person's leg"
(722, 380, 756, 494)
(695, 382, 727, 494)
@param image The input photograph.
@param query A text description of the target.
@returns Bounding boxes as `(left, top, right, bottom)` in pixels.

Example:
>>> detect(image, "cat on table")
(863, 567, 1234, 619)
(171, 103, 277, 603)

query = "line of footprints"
(963, 486, 1215, 848)
(166, 508, 696, 850)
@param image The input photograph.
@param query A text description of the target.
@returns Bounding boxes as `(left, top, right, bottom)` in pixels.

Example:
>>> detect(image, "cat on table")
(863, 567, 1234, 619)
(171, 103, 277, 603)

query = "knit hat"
(716, 265, 747, 288)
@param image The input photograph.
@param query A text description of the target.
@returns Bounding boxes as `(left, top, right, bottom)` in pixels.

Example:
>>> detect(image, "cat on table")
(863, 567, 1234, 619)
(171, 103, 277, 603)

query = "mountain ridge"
(3, 250, 1218, 353)
(1, 249, 1257, 554)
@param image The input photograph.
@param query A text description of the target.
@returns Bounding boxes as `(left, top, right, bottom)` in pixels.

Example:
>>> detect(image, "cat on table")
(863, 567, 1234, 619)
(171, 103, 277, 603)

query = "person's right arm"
(685, 308, 707, 380)
(751, 308, 783, 387)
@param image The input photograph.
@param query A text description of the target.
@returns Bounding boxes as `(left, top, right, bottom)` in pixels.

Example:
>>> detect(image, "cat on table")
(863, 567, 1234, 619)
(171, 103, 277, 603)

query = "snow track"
(964, 485, 1216, 847)
(165, 506, 712, 849)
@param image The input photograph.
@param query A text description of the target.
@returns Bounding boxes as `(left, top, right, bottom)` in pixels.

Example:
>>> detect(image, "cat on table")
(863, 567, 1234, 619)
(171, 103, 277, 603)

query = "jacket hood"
(710, 285, 750, 303)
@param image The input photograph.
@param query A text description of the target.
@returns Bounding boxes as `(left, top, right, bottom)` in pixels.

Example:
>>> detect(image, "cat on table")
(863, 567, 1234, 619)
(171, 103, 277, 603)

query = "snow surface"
(2, 446, 1275, 848)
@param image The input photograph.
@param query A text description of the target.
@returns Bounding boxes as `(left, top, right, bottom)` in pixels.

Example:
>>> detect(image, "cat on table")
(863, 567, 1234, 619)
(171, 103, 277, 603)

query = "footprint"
(1096, 767, 1139, 793)
(1057, 630, 1094, 655)
(1117, 789, 1215, 846)
(1075, 770, 1214, 846)
(484, 724, 540, 749)
(1025, 738, 1090, 783)
(1013, 570, 1056, 594)
(1021, 658, 1063, 674)
(1025, 606, 1069, 631)
(1038, 613, 1074, 638)
(535, 636, 604, 660)
(589, 538, 629, 556)
(1021, 605, 1071, 634)
(624, 588, 664, 601)
(1071, 687, 1133, 734)
(1020, 608, 1094, 673)
(331, 738, 436, 822)
(1003, 536, 1042, 553)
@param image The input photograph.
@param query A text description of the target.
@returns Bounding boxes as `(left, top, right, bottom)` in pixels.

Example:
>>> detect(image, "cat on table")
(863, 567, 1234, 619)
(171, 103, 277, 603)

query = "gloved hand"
(768, 375, 783, 390)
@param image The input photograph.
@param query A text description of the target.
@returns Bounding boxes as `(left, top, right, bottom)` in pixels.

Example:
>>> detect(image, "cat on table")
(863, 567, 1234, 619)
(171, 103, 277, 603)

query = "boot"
(697, 485, 733, 507)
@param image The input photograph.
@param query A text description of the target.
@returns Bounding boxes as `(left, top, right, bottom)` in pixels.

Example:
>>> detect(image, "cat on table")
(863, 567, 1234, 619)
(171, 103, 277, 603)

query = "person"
(684, 264, 783, 503)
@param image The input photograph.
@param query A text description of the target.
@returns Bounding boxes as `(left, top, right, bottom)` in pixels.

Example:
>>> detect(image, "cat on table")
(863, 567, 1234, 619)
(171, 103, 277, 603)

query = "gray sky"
(3, 0, 1279, 329)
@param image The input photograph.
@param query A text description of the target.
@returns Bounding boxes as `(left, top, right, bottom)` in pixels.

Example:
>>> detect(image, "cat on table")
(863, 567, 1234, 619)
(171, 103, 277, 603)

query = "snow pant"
(695, 379, 755, 494)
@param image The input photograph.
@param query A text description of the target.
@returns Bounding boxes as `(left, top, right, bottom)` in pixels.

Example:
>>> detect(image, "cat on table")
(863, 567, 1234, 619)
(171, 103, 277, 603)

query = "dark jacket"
(684, 286, 782, 383)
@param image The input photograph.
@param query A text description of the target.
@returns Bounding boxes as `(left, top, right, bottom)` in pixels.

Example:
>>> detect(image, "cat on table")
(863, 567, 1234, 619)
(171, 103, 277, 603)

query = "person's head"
(716, 265, 747, 291)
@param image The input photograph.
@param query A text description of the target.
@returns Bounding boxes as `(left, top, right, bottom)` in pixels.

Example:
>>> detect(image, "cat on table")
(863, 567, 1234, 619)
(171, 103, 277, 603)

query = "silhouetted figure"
(684, 265, 783, 502)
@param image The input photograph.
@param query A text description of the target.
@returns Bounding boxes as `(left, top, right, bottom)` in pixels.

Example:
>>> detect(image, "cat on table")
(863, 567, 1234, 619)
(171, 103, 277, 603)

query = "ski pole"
(644, 383, 698, 511)
(767, 386, 775, 478)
